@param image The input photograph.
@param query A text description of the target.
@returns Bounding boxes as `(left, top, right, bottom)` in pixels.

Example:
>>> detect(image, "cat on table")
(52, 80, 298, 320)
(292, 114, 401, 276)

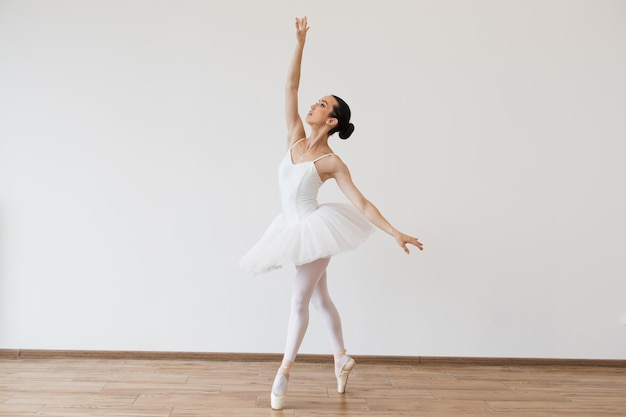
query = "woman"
(239, 17, 423, 410)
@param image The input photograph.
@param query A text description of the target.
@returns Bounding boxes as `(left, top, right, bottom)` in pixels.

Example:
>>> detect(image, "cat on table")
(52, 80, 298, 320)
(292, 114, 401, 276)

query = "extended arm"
(332, 159, 424, 254)
(285, 17, 309, 147)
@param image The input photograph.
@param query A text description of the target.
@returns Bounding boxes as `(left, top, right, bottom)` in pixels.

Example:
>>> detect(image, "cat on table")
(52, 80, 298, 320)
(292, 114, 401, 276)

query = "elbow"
(356, 198, 372, 214)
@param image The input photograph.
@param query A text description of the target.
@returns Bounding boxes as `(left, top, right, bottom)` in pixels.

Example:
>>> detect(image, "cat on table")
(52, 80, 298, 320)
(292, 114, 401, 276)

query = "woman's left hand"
(395, 233, 424, 254)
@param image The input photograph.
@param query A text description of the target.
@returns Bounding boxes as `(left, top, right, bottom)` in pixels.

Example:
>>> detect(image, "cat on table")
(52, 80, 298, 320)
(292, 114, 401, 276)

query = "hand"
(295, 16, 309, 44)
(395, 232, 424, 254)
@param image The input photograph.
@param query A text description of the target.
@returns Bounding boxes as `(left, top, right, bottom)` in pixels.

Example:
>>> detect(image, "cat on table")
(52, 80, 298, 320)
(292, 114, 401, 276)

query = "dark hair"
(329, 95, 355, 139)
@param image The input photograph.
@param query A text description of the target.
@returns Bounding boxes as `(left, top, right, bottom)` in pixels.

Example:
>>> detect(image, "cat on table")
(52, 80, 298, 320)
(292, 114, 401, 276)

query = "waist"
(282, 200, 319, 226)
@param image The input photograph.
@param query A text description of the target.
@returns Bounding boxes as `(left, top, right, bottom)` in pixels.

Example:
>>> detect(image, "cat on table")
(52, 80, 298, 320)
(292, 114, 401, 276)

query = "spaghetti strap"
(289, 138, 306, 150)
(312, 153, 334, 163)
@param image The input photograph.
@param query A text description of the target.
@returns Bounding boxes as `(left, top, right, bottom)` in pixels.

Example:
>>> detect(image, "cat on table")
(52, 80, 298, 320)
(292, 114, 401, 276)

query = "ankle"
(334, 350, 349, 369)
(278, 359, 293, 376)
(334, 349, 347, 361)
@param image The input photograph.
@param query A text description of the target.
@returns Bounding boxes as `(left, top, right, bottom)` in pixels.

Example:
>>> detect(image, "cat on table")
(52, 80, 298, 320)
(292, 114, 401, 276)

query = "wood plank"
(0, 357, 625, 416)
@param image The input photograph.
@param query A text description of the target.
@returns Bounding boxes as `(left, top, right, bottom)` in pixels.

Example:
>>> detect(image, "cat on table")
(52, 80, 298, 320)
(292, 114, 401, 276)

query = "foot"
(270, 373, 289, 409)
(336, 356, 355, 394)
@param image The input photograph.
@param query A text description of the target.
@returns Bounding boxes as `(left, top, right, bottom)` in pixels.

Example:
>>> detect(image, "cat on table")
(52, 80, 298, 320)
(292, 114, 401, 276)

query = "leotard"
(239, 139, 373, 274)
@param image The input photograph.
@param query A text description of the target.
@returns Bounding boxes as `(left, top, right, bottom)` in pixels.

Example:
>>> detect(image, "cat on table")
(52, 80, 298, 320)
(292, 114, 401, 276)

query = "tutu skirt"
(239, 203, 374, 275)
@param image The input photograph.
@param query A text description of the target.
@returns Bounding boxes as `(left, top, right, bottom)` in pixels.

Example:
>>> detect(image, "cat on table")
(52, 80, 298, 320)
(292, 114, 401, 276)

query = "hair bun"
(339, 122, 355, 140)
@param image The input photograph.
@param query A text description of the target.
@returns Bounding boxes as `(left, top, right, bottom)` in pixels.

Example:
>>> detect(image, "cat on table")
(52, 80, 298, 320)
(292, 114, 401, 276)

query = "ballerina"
(239, 16, 423, 410)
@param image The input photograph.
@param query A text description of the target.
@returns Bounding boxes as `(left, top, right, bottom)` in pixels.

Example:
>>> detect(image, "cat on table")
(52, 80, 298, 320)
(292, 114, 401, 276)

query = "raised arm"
(285, 17, 309, 147)
(330, 158, 424, 254)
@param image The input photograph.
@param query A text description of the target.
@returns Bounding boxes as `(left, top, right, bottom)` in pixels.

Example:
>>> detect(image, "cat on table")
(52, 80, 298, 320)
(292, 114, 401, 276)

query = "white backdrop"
(1, 0, 625, 359)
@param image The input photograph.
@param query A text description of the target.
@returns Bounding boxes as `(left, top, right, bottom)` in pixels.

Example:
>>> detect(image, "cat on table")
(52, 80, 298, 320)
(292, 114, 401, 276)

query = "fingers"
(402, 236, 423, 252)
(295, 16, 309, 32)
(396, 233, 423, 254)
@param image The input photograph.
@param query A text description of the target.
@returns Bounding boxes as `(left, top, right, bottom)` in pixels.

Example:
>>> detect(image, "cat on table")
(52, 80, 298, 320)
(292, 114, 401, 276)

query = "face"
(305, 95, 339, 128)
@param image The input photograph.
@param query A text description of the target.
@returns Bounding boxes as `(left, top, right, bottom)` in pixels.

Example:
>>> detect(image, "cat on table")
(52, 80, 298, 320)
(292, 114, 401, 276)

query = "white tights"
(283, 257, 345, 362)
(273, 257, 346, 394)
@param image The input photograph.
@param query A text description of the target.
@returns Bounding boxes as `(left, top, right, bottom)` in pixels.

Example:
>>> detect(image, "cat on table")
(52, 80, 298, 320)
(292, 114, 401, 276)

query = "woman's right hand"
(295, 16, 309, 44)
(285, 17, 309, 146)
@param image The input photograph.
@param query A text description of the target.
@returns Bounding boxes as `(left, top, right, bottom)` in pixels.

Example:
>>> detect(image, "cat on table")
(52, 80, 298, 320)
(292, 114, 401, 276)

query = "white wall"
(1, 0, 625, 359)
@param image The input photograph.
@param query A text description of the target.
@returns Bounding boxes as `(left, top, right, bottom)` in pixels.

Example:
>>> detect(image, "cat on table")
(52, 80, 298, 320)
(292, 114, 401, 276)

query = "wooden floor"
(1, 357, 625, 416)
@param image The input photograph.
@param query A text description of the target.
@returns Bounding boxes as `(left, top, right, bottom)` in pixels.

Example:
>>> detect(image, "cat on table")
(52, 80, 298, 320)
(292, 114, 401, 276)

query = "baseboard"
(1, 349, 624, 367)
(0, 349, 20, 359)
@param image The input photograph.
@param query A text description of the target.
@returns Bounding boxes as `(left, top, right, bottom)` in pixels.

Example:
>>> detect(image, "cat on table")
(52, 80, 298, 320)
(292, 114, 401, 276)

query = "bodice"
(278, 147, 331, 226)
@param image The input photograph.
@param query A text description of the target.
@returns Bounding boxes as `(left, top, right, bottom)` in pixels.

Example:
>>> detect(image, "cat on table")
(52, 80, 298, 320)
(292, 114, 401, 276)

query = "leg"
(310, 266, 356, 393)
(283, 257, 331, 361)
(310, 268, 345, 353)
(271, 257, 330, 409)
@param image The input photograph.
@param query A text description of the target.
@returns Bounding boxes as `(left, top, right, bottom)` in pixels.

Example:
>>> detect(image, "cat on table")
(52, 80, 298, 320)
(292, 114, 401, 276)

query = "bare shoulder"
(288, 136, 306, 149)
(317, 153, 350, 181)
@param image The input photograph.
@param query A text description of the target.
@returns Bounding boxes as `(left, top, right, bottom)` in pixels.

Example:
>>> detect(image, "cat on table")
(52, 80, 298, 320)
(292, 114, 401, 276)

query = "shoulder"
(317, 153, 350, 181)
(319, 152, 346, 167)
(288, 137, 306, 150)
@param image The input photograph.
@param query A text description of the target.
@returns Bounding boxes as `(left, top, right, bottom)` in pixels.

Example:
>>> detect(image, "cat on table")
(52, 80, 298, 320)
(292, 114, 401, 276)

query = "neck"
(306, 128, 329, 149)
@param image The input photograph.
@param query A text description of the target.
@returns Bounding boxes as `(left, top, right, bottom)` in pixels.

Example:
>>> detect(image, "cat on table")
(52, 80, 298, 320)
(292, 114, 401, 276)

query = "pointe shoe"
(270, 374, 289, 410)
(336, 356, 355, 394)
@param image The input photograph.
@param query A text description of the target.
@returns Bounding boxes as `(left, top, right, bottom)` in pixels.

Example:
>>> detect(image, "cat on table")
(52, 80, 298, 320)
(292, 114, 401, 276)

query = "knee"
(311, 295, 333, 312)
(291, 295, 310, 313)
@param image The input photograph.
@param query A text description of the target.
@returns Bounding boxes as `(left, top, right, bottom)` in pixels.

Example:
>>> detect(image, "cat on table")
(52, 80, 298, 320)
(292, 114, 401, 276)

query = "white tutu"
(239, 203, 374, 275)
